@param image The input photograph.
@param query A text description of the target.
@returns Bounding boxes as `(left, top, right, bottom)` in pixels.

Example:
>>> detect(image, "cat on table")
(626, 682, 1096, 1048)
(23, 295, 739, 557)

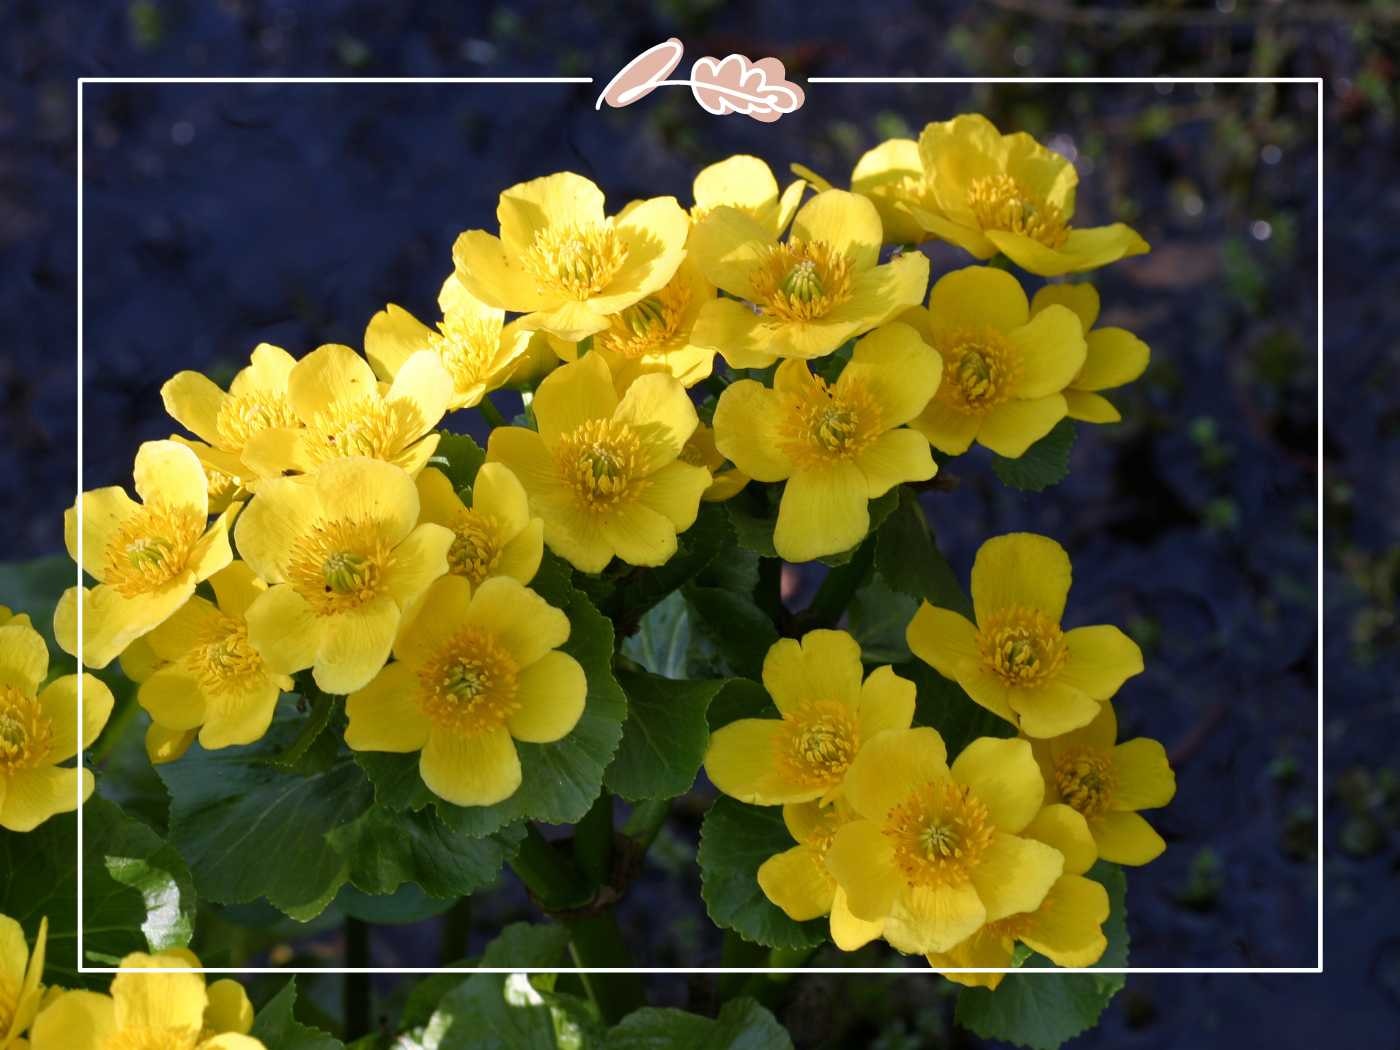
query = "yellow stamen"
(0, 686, 53, 775)
(103, 502, 206, 598)
(776, 373, 882, 467)
(966, 173, 1069, 249)
(597, 280, 691, 360)
(286, 518, 393, 615)
(775, 700, 859, 788)
(976, 606, 1067, 688)
(430, 314, 501, 392)
(447, 510, 501, 586)
(417, 628, 519, 733)
(216, 389, 298, 448)
(555, 417, 643, 511)
(306, 397, 426, 465)
(884, 779, 995, 888)
(525, 222, 629, 300)
(1054, 748, 1117, 818)
(752, 240, 853, 322)
(935, 329, 1021, 415)
(190, 618, 265, 694)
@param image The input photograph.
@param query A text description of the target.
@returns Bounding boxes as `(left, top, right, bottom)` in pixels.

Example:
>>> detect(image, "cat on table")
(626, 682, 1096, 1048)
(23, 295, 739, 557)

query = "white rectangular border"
(76, 74, 1321, 980)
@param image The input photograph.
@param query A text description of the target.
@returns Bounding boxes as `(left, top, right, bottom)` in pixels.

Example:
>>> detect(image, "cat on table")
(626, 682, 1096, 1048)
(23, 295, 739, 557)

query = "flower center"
(555, 418, 643, 511)
(430, 315, 501, 392)
(216, 389, 298, 449)
(102, 1027, 201, 1050)
(775, 700, 859, 789)
(966, 173, 1069, 249)
(0, 685, 52, 775)
(753, 240, 854, 322)
(884, 778, 995, 888)
(777, 375, 882, 467)
(306, 396, 426, 465)
(976, 606, 1067, 687)
(286, 518, 393, 615)
(937, 330, 1020, 414)
(1054, 748, 1117, 818)
(191, 618, 264, 694)
(103, 502, 206, 598)
(203, 462, 240, 505)
(525, 222, 629, 300)
(417, 628, 520, 733)
(597, 281, 690, 360)
(447, 510, 501, 586)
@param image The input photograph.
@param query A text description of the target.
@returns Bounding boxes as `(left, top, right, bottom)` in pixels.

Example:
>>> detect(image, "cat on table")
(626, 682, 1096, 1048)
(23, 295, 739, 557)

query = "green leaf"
(991, 419, 1076, 492)
(705, 678, 775, 732)
(605, 998, 794, 1050)
(610, 503, 732, 627)
(430, 431, 487, 491)
(359, 582, 626, 838)
(329, 809, 524, 899)
(874, 488, 972, 618)
(334, 882, 456, 925)
(897, 659, 1014, 755)
(620, 592, 693, 678)
(266, 689, 339, 773)
(251, 979, 346, 1050)
(684, 586, 778, 680)
(846, 571, 919, 664)
(605, 670, 726, 801)
(86, 795, 197, 953)
(954, 864, 1129, 1050)
(724, 488, 898, 567)
(697, 797, 827, 950)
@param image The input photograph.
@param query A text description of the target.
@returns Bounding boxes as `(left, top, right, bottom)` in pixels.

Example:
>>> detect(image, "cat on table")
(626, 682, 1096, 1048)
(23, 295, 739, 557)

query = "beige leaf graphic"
(595, 38, 686, 110)
(689, 53, 805, 123)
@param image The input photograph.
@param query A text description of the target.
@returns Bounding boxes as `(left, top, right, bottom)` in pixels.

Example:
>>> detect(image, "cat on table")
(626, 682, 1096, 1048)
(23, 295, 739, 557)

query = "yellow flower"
(679, 423, 749, 503)
(136, 562, 294, 760)
(927, 803, 1109, 985)
(691, 154, 806, 238)
(345, 574, 585, 807)
(713, 323, 940, 562)
(1030, 283, 1150, 423)
(0, 609, 29, 628)
(756, 799, 885, 951)
(160, 343, 298, 484)
(0, 915, 45, 1048)
(58, 440, 239, 669)
(704, 630, 915, 805)
(365, 272, 533, 412)
(169, 436, 242, 514)
(240, 344, 452, 479)
(0, 621, 112, 831)
(908, 114, 1150, 276)
(416, 465, 543, 587)
(574, 257, 718, 389)
(791, 143, 931, 246)
(1029, 703, 1175, 866)
(688, 189, 929, 367)
(825, 729, 1064, 955)
(31, 949, 263, 1050)
(907, 532, 1143, 738)
(486, 355, 710, 574)
(453, 171, 689, 342)
(905, 266, 1086, 458)
(234, 457, 453, 694)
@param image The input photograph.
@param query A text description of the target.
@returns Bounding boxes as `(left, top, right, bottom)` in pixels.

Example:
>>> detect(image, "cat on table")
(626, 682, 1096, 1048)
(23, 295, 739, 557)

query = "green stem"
(510, 825, 591, 910)
(440, 896, 472, 965)
(718, 932, 769, 998)
(344, 918, 371, 1040)
(621, 798, 669, 855)
(798, 536, 875, 630)
(574, 789, 615, 889)
(479, 394, 508, 428)
(564, 913, 644, 1024)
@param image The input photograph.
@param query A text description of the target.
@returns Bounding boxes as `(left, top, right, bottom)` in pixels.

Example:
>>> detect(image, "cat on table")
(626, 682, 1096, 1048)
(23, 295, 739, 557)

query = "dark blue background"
(4, 1, 1392, 1046)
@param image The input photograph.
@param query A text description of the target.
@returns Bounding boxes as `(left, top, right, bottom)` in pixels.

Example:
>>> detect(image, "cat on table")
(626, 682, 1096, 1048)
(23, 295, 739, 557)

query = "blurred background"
(3, 0, 1392, 1046)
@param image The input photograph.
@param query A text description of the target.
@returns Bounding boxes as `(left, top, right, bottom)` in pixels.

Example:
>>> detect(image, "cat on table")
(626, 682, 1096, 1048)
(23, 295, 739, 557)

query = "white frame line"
(74, 74, 1324, 976)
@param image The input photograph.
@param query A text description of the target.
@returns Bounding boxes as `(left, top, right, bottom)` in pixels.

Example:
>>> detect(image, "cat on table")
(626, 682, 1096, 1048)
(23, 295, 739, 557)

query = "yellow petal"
(160, 371, 225, 446)
(134, 440, 208, 517)
(232, 343, 297, 397)
(690, 298, 774, 371)
(111, 961, 206, 1032)
(904, 202, 997, 258)
(906, 603, 979, 682)
(1112, 738, 1176, 810)
(145, 723, 196, 764)
(969, 831, 1063, 921)
(29, 989, 116, 1049)
(0, 623, 48, 695)
(843, 726, 948, 822)
(757, 843, 835, 922)
(1065, 389, 1121, 424)
(1030, 282, 1100, 331)
(1092, 810, 1165, 865)
(203, 978, 255, 1036)
(839, 321, 942, 426)
(462, 576, 571, 669)
(854, 429, 936, 498)
(494, 521, 545, 585)
(472, 462, 532, 538)
(1021, 873, 1109, 967)
(790, 189, 882, 271)
(1079, 327, 1151, 391)
(977, 395, 1067, 458)
(761, 630, 864, 715)
(951, 737, 1044, 833)
(535, 497, 618, 574)
(1022, 803, 1098, 876)
(1060, 625, 1143, 700)
(497, 172, 606, 256)
(345, 662, 431, 752)
(693, 155, 779, 219)
(313, 457, 420, 548)
(637, 460, 710, 531)
(392, 574, 474, 666)
(188, 506, 237, 585)
(712, 379, 792, 482)
(883, 881, 986, 955)
(244, 585, 321, 677)
(971, 532, 1072, 624)
(507, 650, 586, 743)
(1010, 305, 1086, 398)
(598, 502, 680, 567)
(80, 581, 197, 670)
(773, 464, 869, 563)
(1006, 680, 1102, 739)
(987, 223, 1149, 278)
(851, 137, 926, 245)
(199, 683, 282, 750)
(612, 372, 698, 473)
(68, 487, 140, 581)
(829, 887, 885, 950)
(139, 666, 208, 732)
(287, 344, 377, 424)
(313, 597, 400, 694)
(364, 304, 435, 380)
(232, 476, 319, 583)
(856, 665, 916, 740)
(910, 398, 981, 456)
(927, 266, 1028, 335)
(705, 719, 814, 805)
(824, 819, 898, 921)
(686, 206, 772, 300)
(486, 426, 564, 501)
(956, 662, 1019, 727)
(824, 252, 929, 330)
(0, 766, 87, 831)
(381, 523, 453, 607)
(926, 925, 1015, 989)
(420, 726, 521, 807)
(414, 466, 465, 528)
(206, 561, 266, 621)
(452, 229, 552, 312)
(592, 196, 689, 311)
(385, 350, 453, 432)
(532, 354, 618, 449)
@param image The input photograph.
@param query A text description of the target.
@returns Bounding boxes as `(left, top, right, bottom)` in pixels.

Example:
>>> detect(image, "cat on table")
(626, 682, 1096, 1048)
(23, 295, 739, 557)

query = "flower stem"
(510, 825, 591, 910)
(478, 394, 508, 429)
(574, 789, 615, 888)
(563, 913, 645, 1023)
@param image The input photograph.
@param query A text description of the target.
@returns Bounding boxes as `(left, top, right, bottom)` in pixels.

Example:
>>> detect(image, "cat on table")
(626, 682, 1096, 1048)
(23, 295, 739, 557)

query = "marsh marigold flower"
(907, 114, 1149, 276)
(240, 344, 452, 479)
(690, 154, 806, 237)
(793, 140, 934, 246)
(0, 620, 112, 831)
(366, 272, 533, 412)
(416, 464, 543, 588)
(31, 949, 262, 1050)
(1029, 703, 1175, 865)
(486, 355, 710, 574)
(713, 322, 940, 562)
(136, 561, 293, 761)
(160, 343, 298, 485)
(345, 574, 585, 807)
(689, 189, 929, 367)
(926, 802, 1109, 984)
(704, 630, 915, 805)
(907, 532, 1143, 738)
(0, 914, 45, 1048)
(906, 266, 1086, 458)
(679, 423, 749, 502)
(825, 729, 1064, 955)
(234, 457, 453, 694)
(58, 440, 238, 669)
(756, 800, 885, 951)
(1030, 283, 1151, 424)
(453, 172, 689, 343)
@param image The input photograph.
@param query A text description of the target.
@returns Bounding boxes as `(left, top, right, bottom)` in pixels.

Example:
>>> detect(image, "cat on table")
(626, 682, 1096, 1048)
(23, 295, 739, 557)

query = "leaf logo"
(596, 39, 805, 124)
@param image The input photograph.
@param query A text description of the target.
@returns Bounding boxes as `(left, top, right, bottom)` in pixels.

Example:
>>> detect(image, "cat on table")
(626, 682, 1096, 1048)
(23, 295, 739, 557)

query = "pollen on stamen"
(0, 687, 54, 776)
(597, 281, 690, 360)
(216, 389, 299, 448)
(775, 700, 859, 788)
(525, 222, 629, 300)
(447, 511, 502, 585)
(190, 618, 265, 694)
(103, 502, 206, 598)
(975, 605, 1067, 687)
(884, 779, 995, 888)
(936, 328, 1021, 415)
(417, 628, 520, 733)
(430, 315, 502, 392)
(555, 418, 644, 511)
(1054, 748, 1117, 818)
(776, 374, 882, 467)
(752, 240, 854, 322)
(306, 397, 426, 465)
(286, 518, 394, 615)
(966, 173, 1070, 248)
